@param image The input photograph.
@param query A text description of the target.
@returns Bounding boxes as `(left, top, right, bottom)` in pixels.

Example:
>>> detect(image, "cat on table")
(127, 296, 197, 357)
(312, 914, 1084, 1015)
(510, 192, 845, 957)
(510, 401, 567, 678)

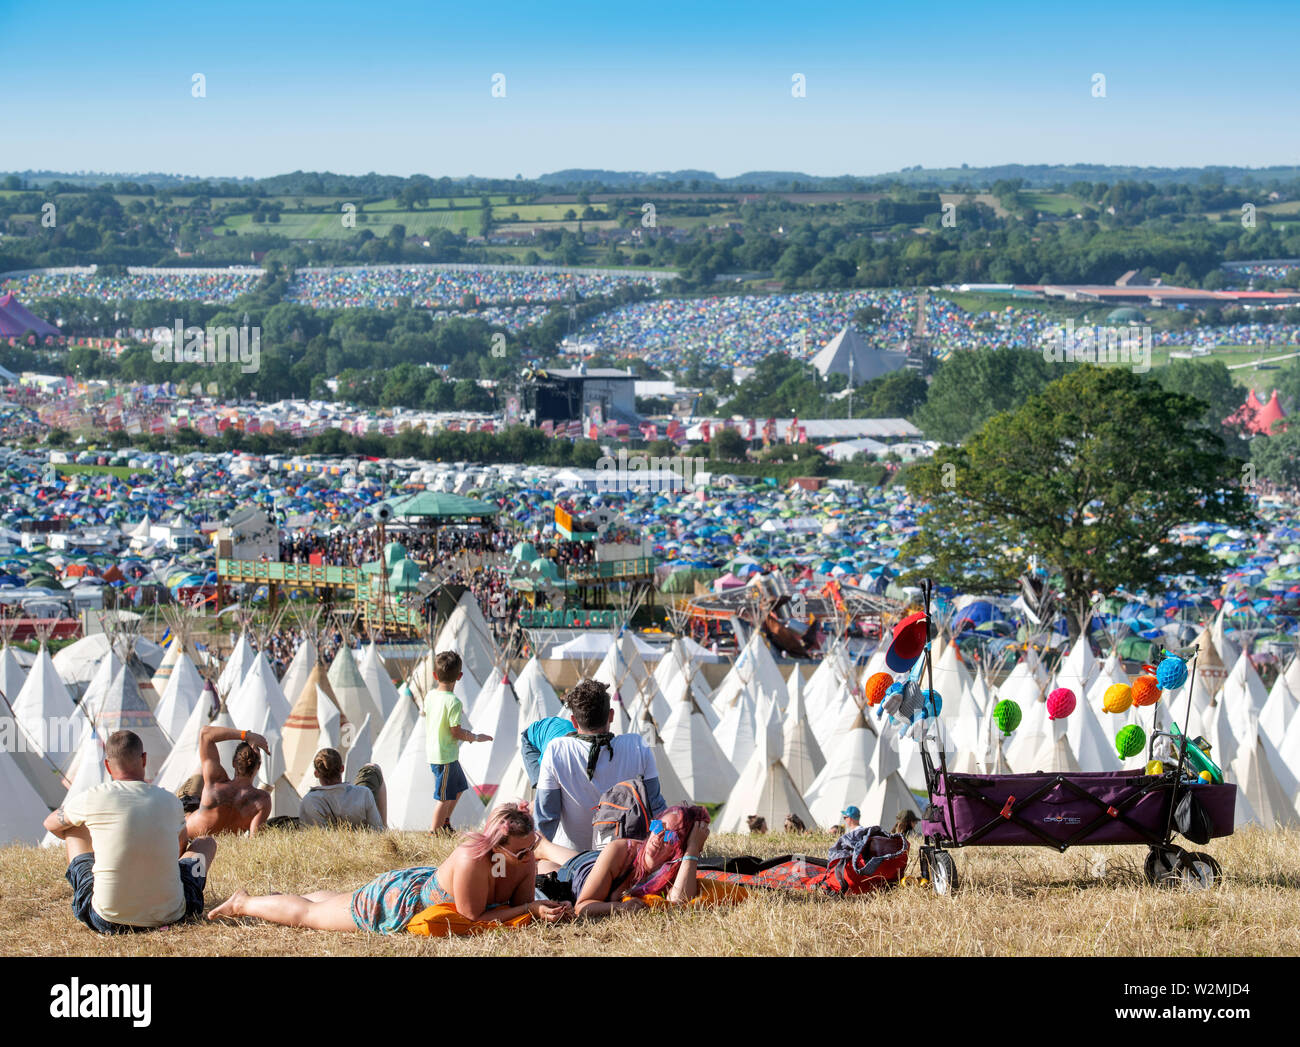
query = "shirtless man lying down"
(184, 725, 272, 840)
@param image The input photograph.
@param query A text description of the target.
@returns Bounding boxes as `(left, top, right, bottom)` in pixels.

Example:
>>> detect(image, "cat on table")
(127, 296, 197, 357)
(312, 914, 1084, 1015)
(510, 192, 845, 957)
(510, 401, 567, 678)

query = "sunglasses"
(494, 834, 538, 861)
(648, 820, 678, 845)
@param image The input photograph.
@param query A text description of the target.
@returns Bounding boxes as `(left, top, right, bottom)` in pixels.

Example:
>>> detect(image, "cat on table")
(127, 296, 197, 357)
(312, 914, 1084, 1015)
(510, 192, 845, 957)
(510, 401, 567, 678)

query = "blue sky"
(1, 0, 1296, 179)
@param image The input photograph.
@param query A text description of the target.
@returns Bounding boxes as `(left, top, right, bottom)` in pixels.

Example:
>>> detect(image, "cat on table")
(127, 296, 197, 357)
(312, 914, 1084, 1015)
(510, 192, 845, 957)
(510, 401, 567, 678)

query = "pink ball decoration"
(1046, 687, 1077, 720)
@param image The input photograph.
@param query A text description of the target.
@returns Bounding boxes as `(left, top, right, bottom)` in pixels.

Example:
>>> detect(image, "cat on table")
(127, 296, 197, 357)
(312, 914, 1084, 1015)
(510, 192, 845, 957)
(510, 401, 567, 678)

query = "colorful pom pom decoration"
(864, 672, 892, 707)
(1131, 676, 1160, 708)
(1102, 683, 1133, 714)
(1116, 724, 1146, 759)
(993, 699, 1022, 736)
(1156, 656, 1188, 691)
(1046, 687, 1076, 720)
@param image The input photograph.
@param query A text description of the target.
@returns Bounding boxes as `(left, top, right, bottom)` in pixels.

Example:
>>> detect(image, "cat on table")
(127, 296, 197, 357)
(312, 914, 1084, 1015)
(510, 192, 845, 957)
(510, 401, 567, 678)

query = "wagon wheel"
(922, 849, 959, 895)
(1182, 851, 1221, 889)
(1144, 845, 1184, 886)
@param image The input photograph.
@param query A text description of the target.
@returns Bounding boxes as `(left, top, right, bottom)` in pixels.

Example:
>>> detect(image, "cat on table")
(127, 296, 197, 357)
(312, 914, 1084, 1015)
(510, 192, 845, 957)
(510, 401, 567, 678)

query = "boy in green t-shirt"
(423, 650, 491, 831)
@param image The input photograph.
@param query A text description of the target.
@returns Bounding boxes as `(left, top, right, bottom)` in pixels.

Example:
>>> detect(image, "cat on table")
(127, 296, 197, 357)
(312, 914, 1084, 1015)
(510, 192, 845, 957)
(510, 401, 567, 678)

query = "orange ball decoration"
(864, 672, 893, 707)
(1131, 676, 1160, 708)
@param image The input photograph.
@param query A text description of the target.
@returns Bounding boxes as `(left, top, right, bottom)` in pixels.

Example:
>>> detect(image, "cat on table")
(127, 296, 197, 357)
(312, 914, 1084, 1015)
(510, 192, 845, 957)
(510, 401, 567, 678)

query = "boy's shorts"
(431, 760, 469, 802)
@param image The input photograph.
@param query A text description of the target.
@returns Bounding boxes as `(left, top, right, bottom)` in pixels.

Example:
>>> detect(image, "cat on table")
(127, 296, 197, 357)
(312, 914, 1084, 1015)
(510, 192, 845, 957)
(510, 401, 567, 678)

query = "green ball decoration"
(993, 699, 1022, 736)
(1116, 724, 1146, 759)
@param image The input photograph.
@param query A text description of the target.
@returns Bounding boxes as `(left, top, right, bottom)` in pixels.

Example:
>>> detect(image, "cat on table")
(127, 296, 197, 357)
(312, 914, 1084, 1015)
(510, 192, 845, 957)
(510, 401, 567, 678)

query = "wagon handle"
(1159, 647, 1200, 847)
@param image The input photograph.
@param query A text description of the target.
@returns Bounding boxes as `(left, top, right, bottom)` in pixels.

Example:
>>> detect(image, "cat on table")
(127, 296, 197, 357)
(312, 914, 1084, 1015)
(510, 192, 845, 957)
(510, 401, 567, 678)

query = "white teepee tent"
(328, 643, 380, 727)
(716, 724, 817, 834)
(217, 632, 254, 698)
(153, 652, 204, 747)
(358, 642, 401, 721)
(386, 717, 483, 831)
(781, 678, 825, 795)
(804, 710, 877, 828)
(658, 691, 737, 804)
(458, 672, 522, 790)
(859, 722, 922, 829)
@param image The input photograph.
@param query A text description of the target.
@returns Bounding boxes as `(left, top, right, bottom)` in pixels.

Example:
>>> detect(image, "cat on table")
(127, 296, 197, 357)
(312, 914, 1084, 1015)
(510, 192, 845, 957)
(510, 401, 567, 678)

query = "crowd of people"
(283, 266, 663, 311)
(46, 657, 731, 939)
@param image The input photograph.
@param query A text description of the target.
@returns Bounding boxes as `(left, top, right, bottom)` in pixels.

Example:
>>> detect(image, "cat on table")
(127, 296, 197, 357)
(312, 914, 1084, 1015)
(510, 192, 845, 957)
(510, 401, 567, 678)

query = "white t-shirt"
(63, 780, 187, 927)
(299, 783, 384, 830)
(537, 734, 659, 851)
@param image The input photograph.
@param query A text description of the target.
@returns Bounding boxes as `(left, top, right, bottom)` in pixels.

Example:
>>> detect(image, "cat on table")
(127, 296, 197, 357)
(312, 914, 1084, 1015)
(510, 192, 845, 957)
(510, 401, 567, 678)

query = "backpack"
(1174, 787, 1213, 846)
(591, 776, 653, 847)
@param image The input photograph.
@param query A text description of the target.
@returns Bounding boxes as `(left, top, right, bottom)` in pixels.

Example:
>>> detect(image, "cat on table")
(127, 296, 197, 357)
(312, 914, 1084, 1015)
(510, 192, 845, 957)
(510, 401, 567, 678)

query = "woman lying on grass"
(208, 803, 571, 933)
(535, 804, 714, 916)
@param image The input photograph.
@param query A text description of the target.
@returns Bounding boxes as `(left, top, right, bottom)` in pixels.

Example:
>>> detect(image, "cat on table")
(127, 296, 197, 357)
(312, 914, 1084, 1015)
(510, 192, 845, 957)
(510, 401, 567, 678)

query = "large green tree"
(1153, 359, 1251, 456)
(914, 348, 1063, 443)
(902, 366, 1254, 639)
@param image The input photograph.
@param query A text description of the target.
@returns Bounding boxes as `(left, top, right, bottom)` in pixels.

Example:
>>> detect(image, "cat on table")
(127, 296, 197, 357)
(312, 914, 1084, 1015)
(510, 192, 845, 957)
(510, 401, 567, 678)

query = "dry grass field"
(4, 826, 1299, 957)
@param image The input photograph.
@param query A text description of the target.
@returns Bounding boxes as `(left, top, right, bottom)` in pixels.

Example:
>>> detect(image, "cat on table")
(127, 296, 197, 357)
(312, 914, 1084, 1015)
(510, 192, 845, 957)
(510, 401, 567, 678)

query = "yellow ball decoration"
(1103, 683, 1133, 714)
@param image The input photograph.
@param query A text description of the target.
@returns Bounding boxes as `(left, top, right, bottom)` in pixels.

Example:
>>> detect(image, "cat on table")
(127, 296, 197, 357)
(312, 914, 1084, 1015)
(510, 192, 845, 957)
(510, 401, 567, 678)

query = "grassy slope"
(4, 826, 1297, 957)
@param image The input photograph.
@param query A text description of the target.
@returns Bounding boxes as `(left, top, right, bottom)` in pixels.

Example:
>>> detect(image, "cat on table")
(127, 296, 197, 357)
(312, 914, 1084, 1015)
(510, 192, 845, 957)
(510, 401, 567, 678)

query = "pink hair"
(458, 801, 533, 862)
(626, 805, 710, 898)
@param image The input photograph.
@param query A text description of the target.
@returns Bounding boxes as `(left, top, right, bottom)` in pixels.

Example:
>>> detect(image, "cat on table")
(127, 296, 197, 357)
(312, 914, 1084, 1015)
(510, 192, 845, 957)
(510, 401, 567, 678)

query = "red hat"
(886, 612, 930, 672)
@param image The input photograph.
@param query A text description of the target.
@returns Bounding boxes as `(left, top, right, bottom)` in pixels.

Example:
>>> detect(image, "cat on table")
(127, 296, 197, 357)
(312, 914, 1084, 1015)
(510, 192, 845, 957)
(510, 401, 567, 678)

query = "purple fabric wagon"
(920, 769, 1237, 851)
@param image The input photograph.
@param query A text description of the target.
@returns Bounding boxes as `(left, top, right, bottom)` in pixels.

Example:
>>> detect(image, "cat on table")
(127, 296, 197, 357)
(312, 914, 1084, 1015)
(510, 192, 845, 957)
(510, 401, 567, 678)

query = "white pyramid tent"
(947, 674, 984, 760)
(153, 685, 237, 794)
(996, 648, 1048, 707)
(810, 324, 908, 383)
(716, 723, 816, 834)
(645, 721, 689, 808)
(154, 652, 204, 747)
(1029, 717, 1083, 774)
(1221, 651, 1271, 742)
(1259, 673, 1297, 751)
(217, 632, 254, 698)
(804, 710, 877, 828)
(0, 724, 55, 844)
(278, 634, 318, 711)
(328, 644, 380, 727)
(1210, 611, 1241, 668)
(859, 723, 922, 829)
(93, 664, 173, 774)
(1277, 701, 1300, 818)
(659, 691, 737, 804)
(386, 718, 482, 831)
(371, 690, 421, 782)
(458, 672, 522, 790)
(1003, 694, 1050, 773)
(1205, 698, 1240, 774)
(931, 641, 974, 722)
(358, 642, 401, 721)
(1192, 626, 1229, 701)
(0, 642, 28, 706)
(1286, 655, 1300, 696)
(343, 713, 374, 782)
(435, 598, 499, 688)
(514, 657, 562, 722)
(781, 679, 825, 794)
(8, 644, 79, 806)
(226, 655, 294, 797)
(151, 636, 183, 696)
(594, 632, 664, 732)
(227, 652, 291, 731)
(713, 685, 760, 773)
(1053, 634, 1098, 702)
(1230, 717, 1299, 830)
(283, 664, 344, 795)
(62, 648, 124, 776)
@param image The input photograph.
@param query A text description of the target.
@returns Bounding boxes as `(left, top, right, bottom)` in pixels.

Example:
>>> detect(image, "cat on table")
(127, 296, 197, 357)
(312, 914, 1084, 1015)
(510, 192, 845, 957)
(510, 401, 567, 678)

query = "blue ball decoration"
(1156, 656, 1188, 691)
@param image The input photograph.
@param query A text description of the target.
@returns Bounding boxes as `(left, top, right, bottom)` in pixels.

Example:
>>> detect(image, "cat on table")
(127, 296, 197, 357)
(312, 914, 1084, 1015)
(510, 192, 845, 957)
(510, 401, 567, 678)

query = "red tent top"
(1255, 390, 1286, 434)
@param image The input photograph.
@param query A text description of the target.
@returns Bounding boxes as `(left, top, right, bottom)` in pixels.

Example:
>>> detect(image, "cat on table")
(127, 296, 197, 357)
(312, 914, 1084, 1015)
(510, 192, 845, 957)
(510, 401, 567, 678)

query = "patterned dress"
(350, 866, 453, 934)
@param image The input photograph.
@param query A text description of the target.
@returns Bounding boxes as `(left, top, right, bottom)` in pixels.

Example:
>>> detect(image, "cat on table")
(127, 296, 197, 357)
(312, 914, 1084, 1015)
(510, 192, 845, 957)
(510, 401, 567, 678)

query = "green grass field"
(53, 463, 146, 480)
(220, 209, 479, 239)
(5, 826, 1297, 956)
(1022, 191, 1086, 216)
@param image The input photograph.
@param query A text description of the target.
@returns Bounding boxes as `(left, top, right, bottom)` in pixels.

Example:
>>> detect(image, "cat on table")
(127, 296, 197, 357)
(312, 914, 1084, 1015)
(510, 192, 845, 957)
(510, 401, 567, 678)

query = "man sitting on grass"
(44, 729, 216, 935)
(299, 747, 386, 829)
(183, 724, 273, 840)
(536, 679, 666, 851)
